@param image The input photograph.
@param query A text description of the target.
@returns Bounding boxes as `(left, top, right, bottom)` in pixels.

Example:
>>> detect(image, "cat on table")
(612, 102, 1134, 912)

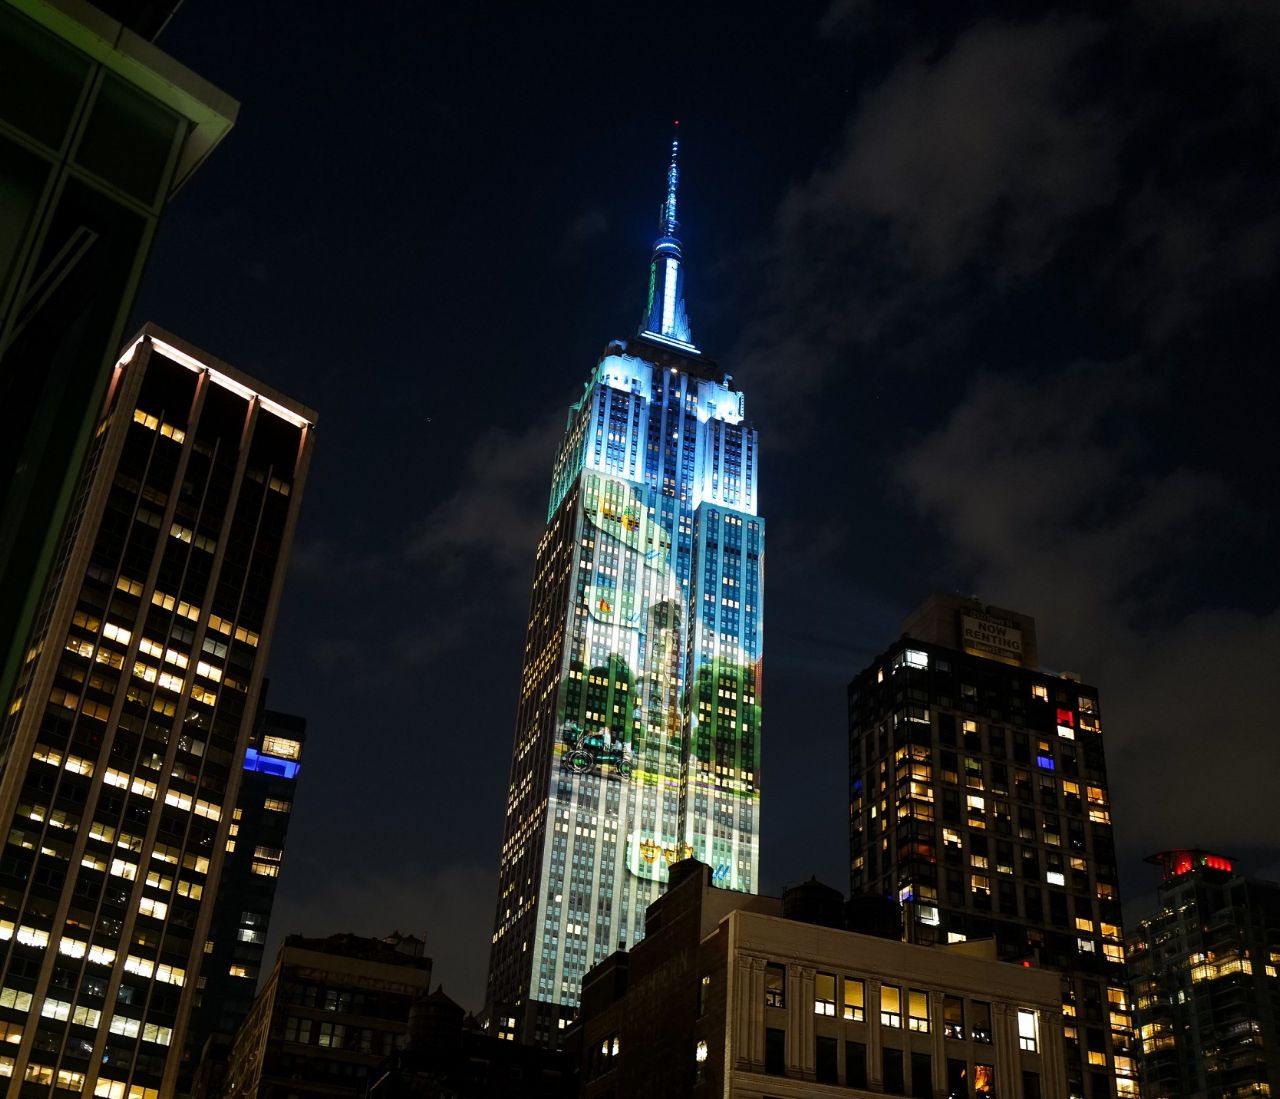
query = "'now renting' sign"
(961, 613, 1024, 666)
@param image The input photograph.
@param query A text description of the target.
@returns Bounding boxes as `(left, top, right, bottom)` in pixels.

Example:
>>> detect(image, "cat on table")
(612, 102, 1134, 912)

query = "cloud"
(896, 361, 1225, 632)
(738, 15, 1124, 427)
(406, 412, 564, 584)
(566, 207, 608, 245)
(793, 18, 1115, 278)
(895, 360, 1279, 861)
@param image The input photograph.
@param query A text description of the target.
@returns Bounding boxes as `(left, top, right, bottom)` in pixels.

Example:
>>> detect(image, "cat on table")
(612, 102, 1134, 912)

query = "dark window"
(765, 1027, 785, 1076)
(765, 963, 785, 1008)
(816, 1036, 837, 1084)
(846, 1041, 867, 1089)
(1023, 1070, 1042, 1099)
(947, 1057, 969, 1098)
(883, 1047, 905, 1095)
(971, 1000, 993, 1043)
(911, 1052, 932, 1098)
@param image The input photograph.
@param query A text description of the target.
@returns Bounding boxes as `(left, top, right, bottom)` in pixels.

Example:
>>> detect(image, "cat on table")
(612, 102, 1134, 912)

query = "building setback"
(184, 701, 305, 1089)
(574, 859, 1067, 1099)
(847, 593, 1136, 1099)
(0, 326, 315, 1097)
(0, 0, 237, 719)
(220, 932, 433, 1099)
(486, 130, 764, 1044)
(1128, 850, 1280, 1099)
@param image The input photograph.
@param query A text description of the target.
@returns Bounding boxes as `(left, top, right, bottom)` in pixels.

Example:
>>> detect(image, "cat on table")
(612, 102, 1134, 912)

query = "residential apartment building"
(848, 593, 1135, 1099)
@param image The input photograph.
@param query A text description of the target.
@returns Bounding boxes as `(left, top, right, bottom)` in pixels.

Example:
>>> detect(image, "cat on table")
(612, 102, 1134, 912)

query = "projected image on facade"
(488, 130, 765, 1036)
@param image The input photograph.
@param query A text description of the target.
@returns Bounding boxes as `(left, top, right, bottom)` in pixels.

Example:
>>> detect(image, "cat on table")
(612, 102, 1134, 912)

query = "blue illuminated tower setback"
(487, 131, 763, 1044)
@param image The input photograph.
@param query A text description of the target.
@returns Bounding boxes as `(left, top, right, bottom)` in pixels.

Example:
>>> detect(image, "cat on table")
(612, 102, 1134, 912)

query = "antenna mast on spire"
(641, 121, 697, 351)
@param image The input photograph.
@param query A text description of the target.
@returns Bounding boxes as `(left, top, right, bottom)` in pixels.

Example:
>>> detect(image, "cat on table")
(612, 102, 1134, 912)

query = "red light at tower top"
(1148, 848, 1236, 881)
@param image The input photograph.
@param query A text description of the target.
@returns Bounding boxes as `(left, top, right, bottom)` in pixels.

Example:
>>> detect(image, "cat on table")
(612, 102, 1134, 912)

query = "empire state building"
(487, 130, 764, 1044)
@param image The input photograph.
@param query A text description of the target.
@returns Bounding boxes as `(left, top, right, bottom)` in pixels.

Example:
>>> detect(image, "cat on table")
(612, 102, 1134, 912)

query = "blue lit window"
(1036, 755, 1055, 771)
(243, 748, 300, 779)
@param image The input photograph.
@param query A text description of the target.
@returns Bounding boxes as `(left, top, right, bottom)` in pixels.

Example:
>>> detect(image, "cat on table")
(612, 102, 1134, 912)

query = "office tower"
(0, 0, 237, 718)
(848, 593, 1135, 1099)
(184, 702, 305, 1086)
(221, 932, 433, 1099)
(487, 131, 764, 1044)
(1127, 850, 1280, 1099)
(0, 326, 315, 1097)
(575, 859, 1069, 1099)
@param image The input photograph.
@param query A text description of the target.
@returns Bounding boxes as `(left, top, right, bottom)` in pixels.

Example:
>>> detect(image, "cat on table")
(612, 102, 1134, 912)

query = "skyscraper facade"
(0, 326, 314, 1096)
(488, 132, 764, 1044)
(848, 593, 1136, 1099)
(1127, 850, 1280, 1099)
(0, 0, 237, 719)
(184, 702, 305, 1086)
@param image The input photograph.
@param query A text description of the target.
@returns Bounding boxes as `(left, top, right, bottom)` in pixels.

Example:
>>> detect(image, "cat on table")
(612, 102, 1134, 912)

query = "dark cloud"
(792, 18, 1116, 277)
(566, 208, 608, 245)
(739, 15, 1125, 430)
(406, 413, 563, 585)
(895, 359, 1278, 862)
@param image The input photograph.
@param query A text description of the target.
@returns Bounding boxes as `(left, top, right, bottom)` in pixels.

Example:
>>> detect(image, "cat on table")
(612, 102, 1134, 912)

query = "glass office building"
(0, 0, 237, 723)
(487, 133, 764, 1044)
(0, 326, 314, 1097)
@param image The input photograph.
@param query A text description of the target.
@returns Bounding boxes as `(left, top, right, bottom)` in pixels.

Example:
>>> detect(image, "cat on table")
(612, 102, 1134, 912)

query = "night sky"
(131, 2, 1280, 1012)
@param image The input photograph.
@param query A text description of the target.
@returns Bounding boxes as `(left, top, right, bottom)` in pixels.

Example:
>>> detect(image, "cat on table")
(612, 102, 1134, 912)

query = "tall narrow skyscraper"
(848, 593, 1136, 1099)
(487, 131, 764, 1044)
(0, 326, 314, 1097)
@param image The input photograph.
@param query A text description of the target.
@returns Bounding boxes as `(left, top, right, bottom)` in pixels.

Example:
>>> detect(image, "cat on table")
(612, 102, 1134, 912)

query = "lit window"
(881, 984, 902, 1028)
(974, 1063, 994, 1095)
(814, 973, 836, 1016)
(1018, 1009, 1038, 1051)
(843, 978, 865, 1022)
(40, 999, 71, 1021)
(908, 989, 929, 1032)
(261, 735, 301, 760)
(108, 1016, 139, 1038)
(16, 927, 48, 949)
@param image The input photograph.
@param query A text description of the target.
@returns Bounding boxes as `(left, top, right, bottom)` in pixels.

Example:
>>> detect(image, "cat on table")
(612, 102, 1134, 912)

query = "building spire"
(641, 121, 697, 351)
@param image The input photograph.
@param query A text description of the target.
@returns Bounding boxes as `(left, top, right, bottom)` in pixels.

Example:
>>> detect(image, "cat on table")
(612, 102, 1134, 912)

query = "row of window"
(760, 1031, 1042, 1098)
(764, 966, 1038, 1050)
